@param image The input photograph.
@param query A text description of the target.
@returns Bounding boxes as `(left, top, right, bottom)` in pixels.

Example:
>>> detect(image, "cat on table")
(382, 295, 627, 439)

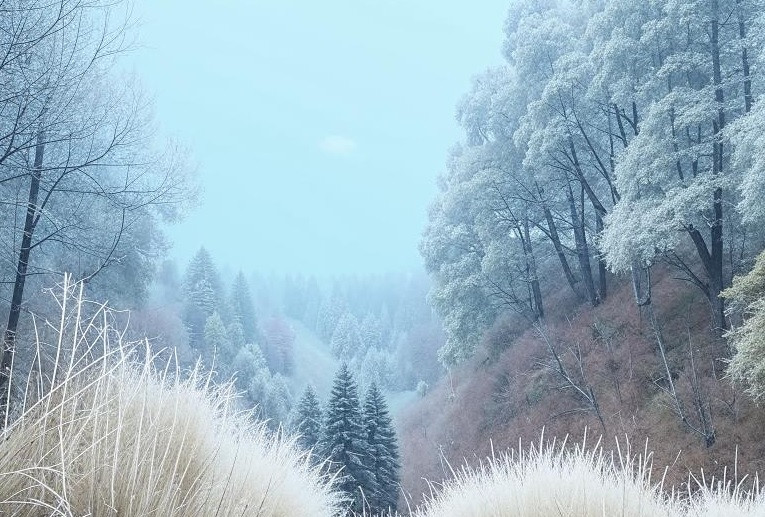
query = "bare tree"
(0, 0, 190, 419)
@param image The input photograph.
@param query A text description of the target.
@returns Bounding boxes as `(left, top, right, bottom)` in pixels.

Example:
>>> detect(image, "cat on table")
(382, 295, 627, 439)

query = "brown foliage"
(398, 267, 765, 507)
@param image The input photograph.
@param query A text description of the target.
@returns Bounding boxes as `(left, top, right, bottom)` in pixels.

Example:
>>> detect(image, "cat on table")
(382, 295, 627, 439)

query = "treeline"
(145, 246, 446, 430)
(293, 367, 400, 516)
(421, 0, 765, 364)
(247, 269, 445, 391)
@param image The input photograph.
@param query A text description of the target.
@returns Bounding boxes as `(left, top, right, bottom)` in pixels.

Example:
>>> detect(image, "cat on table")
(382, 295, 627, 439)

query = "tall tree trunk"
(735, 0, 753, 114)
(0, 132, 45, 421)
(566, 180, 598, 307)
(523, 218, 544, 320)
(595, 212, 608, 302)
(542, 204, 581, 299)
(709, 0, 727, 332)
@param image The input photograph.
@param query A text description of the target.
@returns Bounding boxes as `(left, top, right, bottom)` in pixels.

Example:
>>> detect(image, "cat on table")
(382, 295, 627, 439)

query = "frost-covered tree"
(362, 383, 400, 515)
(316, 292, 346, 343)
(321, 364, 375, 513)
(723, 251, 765, 400)
(293, 385, 323, 454)
(264, 373, 293, 428)
(230, 271, 259, 344)
(599, 0, 765, 331)
(359, 313, 383, 352)
(203, 312, 236, 377)
(262, 315, 295, 374)
(359, 347, 395, 392)
(183, 247, 224, 344)
(330, 312, 363, 361)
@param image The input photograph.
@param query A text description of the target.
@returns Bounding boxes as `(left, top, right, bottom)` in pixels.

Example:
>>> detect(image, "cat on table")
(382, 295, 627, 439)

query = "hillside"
(398, 268, 765, 506)
(286, 319, 340, 399)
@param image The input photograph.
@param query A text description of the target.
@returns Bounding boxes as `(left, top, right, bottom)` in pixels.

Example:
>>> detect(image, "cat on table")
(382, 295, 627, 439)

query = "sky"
(130, 0, 508, 276)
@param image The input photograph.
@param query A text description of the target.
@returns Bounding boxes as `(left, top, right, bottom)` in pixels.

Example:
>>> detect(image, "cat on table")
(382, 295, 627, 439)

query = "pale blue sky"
(131, 0, 508, 275)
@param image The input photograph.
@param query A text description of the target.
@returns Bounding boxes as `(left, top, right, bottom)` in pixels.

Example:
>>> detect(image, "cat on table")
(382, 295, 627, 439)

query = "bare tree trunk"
(523, 218, 544, 320)
(595, 212, 608, 302)
(735, 0, 753, 114)
(542, 204, 581, 299)
(709, 0, 727, 333)
(566, 180, 597, 306)
(0, 132, 45, 421)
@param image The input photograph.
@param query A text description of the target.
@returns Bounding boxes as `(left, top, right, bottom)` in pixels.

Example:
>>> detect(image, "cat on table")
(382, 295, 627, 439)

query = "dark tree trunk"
(709, 0, 727, 332)
(543, 204, 581, 299)
(523, 218, 544, 320)
(566, 180, 598, 307)
(595, 212, 608, 302)
(0, 133, 45, 420)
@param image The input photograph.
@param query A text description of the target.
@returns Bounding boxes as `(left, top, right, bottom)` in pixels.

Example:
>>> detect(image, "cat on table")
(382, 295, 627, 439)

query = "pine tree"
(203, 312, 236, 376)
(322, 364, 375, 513)
(330, 312, 362, 361)
(183, 247, 224, 345)
(363, 383, 400, 515)
(293, 385, 323, 454)
(230, 271, 259, 344)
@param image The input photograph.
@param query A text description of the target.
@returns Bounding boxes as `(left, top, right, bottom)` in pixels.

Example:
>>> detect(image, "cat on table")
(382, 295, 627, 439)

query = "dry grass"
(0, 278, 340, 516)
(412, 436, 674, 517)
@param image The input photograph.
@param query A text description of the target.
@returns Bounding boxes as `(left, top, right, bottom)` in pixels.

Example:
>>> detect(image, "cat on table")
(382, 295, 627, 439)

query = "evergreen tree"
(203, 312, 236, 376)
(363, 383, 400, 515)
(293, 385, 323, 454)
(322, 364, 375, 513)
(183, 247, 224, 345)
(330, 312, 362, 361)
(230, 271, 259, 344)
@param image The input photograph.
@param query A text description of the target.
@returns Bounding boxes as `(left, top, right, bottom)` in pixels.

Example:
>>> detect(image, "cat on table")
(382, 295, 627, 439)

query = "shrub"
(0, 278, 340, 516)
(414, 437, 673, 517)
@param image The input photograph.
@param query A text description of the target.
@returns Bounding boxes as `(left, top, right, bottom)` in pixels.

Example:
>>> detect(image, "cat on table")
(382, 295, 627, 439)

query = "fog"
(130, 0, 508, 275)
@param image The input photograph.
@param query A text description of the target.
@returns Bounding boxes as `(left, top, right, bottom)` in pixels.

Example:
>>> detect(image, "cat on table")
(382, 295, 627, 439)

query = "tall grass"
(414, 435, 673, 517)
(0, 277, 340, 516)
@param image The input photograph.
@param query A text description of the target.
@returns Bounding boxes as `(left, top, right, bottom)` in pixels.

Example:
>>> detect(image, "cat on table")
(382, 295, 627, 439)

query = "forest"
(2, 0, 765, 516)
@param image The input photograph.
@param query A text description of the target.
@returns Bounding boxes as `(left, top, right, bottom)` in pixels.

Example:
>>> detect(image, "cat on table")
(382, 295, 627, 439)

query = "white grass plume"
(0, 277, 340, 516)
(413, 434, 674, 517)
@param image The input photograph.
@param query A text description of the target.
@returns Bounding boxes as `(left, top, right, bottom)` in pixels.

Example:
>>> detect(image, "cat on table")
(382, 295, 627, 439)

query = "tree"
(293, 385, 323, 454)
(0, 0, 190, 414)
(316, 292, 345, 343)
(362, 383, 400, 515)
(723, 251, 765, 400)
(230, 271, 258, 344)
(330, 312, 363, 361)
(321, 364, 375, 514)
(183, 247, 223, 345)
(262, 315, 295, 374)
(203, 312, 235, 377)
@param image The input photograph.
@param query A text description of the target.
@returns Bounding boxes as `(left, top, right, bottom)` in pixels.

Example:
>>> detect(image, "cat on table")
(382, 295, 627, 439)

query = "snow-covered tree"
(330, 312, 363, 361)
(262, 315, 295, 374)
(321, 364, 375, 513)
(362, 383, 401, 514)
(359, 313, 383, 352)
(203, 312, 236, 376)
(183, 247, 224, 345)
(293, 385, 323, 454)
(230, 271, 259, 344)
(316, 292, 346, 343)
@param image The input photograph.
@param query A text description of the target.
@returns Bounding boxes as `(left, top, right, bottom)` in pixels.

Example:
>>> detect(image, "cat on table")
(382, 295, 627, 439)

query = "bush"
(414, 437, 673, 517)
(0, 279, 340, 516)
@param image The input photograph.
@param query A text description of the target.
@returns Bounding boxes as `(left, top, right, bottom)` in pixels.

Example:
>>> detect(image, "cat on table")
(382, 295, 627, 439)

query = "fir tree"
(183, 247, 224, 345)
(293, 385, 323, 454)
(203, 312, 235, 376)
(330, 312, 362, 361)
(322, 364, 375, 513)
(230, 271, 259, 344)
(362, 383, 400, 515)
